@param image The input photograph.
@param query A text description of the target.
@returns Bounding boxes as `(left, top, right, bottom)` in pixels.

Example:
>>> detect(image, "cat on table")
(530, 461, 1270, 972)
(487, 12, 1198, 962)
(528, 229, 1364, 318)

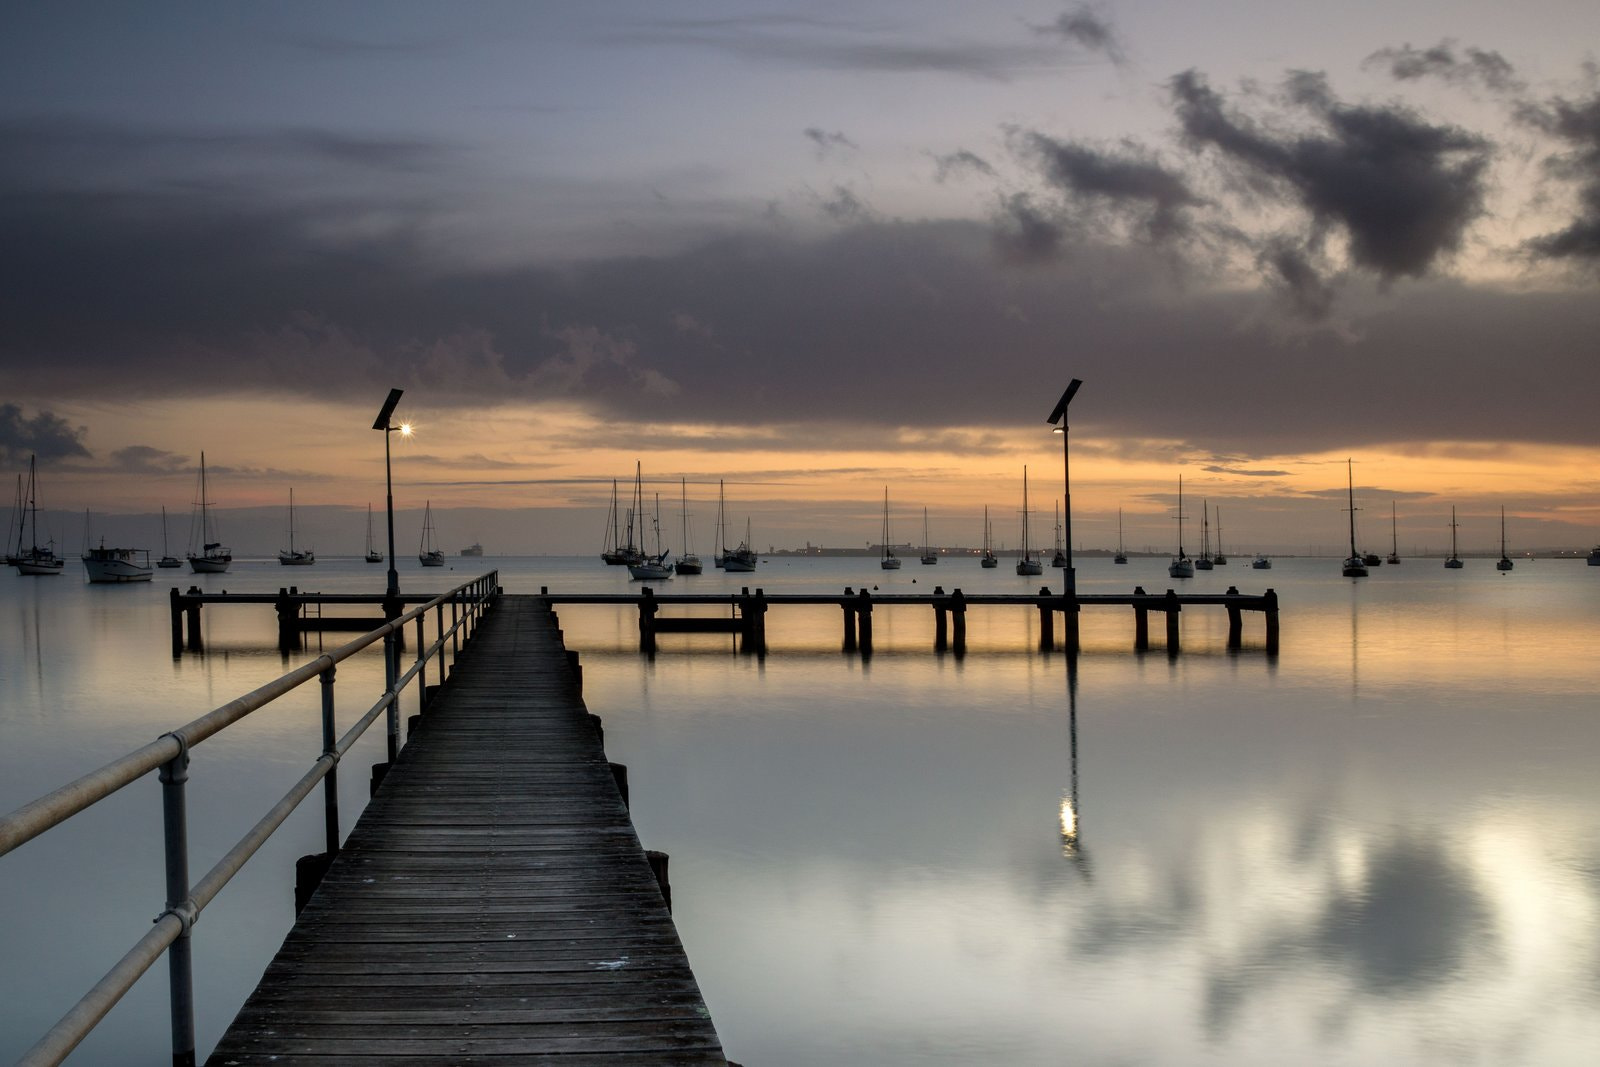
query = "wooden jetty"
(169, 586, 447, 654)
(206, 595, 730, 1065)
(542, 584, 1280, 656)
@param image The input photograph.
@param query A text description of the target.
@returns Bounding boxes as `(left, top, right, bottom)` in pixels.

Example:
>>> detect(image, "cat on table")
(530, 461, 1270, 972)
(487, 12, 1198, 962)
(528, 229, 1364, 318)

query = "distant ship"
(460, 542, 484, 557)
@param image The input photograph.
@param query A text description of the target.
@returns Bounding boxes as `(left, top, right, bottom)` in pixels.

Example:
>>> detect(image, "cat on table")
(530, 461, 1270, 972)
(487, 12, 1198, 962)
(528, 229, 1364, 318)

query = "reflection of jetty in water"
(1059, 656, 1091, 877)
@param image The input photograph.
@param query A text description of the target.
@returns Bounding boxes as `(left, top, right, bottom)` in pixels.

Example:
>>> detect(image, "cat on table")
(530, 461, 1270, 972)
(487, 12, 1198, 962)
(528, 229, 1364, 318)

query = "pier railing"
(0, 571, 499, 1067)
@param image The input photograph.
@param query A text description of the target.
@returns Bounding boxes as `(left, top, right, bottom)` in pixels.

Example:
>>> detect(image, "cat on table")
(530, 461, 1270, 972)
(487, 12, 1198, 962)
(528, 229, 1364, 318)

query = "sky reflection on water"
(2, 556, 1599, 1064)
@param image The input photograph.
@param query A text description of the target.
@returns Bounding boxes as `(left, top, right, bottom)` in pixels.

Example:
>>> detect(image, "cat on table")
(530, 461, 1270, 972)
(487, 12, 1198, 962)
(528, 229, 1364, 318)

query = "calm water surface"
(3, 555, 1598, 1065)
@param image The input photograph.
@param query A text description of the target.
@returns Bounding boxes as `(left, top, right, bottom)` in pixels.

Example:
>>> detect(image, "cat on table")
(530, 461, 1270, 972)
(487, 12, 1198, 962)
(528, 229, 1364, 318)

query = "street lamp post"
(372, 388, 406, 618)
(1048, 379, 1083, 651)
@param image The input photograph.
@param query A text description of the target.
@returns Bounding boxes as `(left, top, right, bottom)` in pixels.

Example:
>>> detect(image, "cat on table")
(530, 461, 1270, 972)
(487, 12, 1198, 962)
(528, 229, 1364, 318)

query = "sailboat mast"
(1346, 459, 1359, 558)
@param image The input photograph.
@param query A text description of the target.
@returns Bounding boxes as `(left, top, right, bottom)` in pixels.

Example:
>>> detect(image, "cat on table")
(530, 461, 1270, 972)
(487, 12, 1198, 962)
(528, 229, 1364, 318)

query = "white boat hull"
(419, 553, 445, 567)
(1016, 559, 1042, 576)
(278, 552, 315, 566)
(15, 556, 64, 576)
(881, 556, 902, 570)
(628, 562, 673, 580)
(188, 554, 230, 573)
(83, 549, 153, 583)
(1169, 558, 1195, 578)
(723, 554, 756, 572)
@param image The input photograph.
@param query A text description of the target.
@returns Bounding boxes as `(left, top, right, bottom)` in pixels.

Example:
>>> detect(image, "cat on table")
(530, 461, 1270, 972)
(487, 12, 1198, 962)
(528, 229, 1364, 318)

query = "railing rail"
(0, 571, 500, 1067)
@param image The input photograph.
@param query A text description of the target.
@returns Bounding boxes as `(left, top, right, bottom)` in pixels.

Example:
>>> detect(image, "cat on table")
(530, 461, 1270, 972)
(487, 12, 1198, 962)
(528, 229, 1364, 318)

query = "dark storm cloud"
(818, 185, 872, 224)
(0, 405, 91, 464)
(3, 118, 1597, 457)
(1018, 131, 1204, 242)
(1203, 466, 1291, 478)
(607, 15, 1065, 80)
(993, 192, 1066, 263)
(804, 127, 858, 158)
(1364, 41, 1523, 94)
(931, 149, 998, 182)
(1518, 90, 1600, 262)
(109, 445, 189, 474)
(1030, 5, 1125, 64)
(1169, 70, 1492, 281)
(1256, 236, 1337, 320)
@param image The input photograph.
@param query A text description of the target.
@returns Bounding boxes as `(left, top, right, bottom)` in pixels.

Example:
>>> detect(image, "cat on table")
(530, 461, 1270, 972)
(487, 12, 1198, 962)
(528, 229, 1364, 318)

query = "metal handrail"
(1, 571, 500, 1067)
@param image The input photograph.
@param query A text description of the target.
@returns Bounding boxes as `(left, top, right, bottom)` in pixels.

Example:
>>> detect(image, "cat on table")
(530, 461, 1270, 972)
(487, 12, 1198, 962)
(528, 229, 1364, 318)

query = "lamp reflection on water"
(1058, 656, 1090, 874)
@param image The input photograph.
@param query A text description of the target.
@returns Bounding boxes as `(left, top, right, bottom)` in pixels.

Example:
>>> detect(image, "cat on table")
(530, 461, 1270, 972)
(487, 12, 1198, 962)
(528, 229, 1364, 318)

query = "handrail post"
(436, 603, 445, 677)
(384, 629, 399, 762)
(451, 596, 459, 660)
(320, 665, 339, 856)
(416, 614, 427, 714)
(158, 740, 196, 1067)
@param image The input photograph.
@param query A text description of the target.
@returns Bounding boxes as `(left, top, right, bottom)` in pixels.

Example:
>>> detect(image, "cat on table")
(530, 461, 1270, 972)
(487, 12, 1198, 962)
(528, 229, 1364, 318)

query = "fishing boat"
(601, 479, 642, 566)
(1114, 507, 1128, 564)
(1386, 502, 1402, 565)
(981, 506, 999, 568)
(278, 489, 315, 566)
(157, 505, 182, 568)
(364, 504, 383, 563)
(12, 455, 64, 575)
(1444, 507, 1464, 569)
(1341, 459, 1368, 578)
(720, 479, 757, 572)
(1168, 475, 1194, 579)
(1496, 506, 1514, 571)
(627, 490, 673, 580)
(1050, 501, 1067, 568)
(418, 501, 445, 566)
(81, 511, 152, 583)
(1251, 553, 1272, 569)
(921, 508, 938, 565)
(1212, 506, 1227, 565)
(1195, 500, 1215, 571)
(881, 488, 902, 570)
(1017, 468, 1042, 576)
(186, 452, 231, 573)
(674, 477, 702, 575)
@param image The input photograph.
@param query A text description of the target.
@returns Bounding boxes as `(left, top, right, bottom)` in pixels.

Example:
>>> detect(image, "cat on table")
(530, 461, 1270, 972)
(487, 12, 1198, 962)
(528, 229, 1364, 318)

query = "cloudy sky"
(3, 1, 1597, 555)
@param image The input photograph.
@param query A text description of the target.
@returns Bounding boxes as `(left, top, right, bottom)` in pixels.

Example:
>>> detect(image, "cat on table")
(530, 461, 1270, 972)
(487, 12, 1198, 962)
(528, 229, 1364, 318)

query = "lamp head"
(372, 387, 404, 431)
(1047, 379, 1083, 426)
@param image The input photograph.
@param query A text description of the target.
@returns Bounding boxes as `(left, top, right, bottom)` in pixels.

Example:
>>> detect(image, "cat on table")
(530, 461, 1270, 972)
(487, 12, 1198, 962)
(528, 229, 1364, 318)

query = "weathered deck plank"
(205, 595, 727, 1065)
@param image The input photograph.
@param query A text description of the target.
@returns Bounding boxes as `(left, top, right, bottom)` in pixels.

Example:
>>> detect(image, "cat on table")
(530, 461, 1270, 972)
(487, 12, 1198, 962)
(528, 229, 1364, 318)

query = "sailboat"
(1114, 508, 1128, 564)
(674, 477, 702, 575)
(920, 507, 938, 565)
(1050, 501, 1067, 568)
(1212, 505, 1227, 565)
(1168, 475, 1194, 579)
(278, 489, 315, 565)
(981, 506, 999, 567)
(880, 487, 903, 570)
(81, 510, 153, 583)
(13, 455, 64, 575)
(418, 501, 445, 566)
(721, 479, 757, 572)
(186, 452, 231, 574)
(1017, 467, 1042, 576)
(627, 488, 673, 580)
(1386, 502, 1401, 565)
(364, 504, 383, 563)
(157, 505, 182, 567)
(1341, 459, 1368, 577)
(1496, 506, 1514, 571)
(1444, 506, 1464, 568)
(601, 479, 642, 565)
(1195, 500, 1215, 570)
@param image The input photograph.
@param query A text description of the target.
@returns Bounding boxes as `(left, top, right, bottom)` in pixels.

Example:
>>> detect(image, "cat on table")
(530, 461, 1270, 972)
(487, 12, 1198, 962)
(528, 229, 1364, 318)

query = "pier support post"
(170, 587, 184, 656)
(185, 587, 203, 652)
(739, 589, 768, 656)
(638, 588, 658, 656)
(857, 589, 874, 657)
(1038, 586, 1055, 652)
(610, 762, 630, 809)
(933, 586, 948, 652)
(1264, 588, 1280, 655)
(950, 589, 967, 656)
(1225, 586, 1243, 649)
(841, 588, 858, 653)
(647, 850, 672, 912)
(1165, 589, 1181, 655)
(567, 649, 583, 694)
(275, 588, 299, 652)
(1133, 586, 1149, 651)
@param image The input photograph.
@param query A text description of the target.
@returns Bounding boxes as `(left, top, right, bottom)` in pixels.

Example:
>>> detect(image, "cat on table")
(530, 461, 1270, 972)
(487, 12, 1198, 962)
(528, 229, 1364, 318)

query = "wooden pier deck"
(206, 595, 728, 1065)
